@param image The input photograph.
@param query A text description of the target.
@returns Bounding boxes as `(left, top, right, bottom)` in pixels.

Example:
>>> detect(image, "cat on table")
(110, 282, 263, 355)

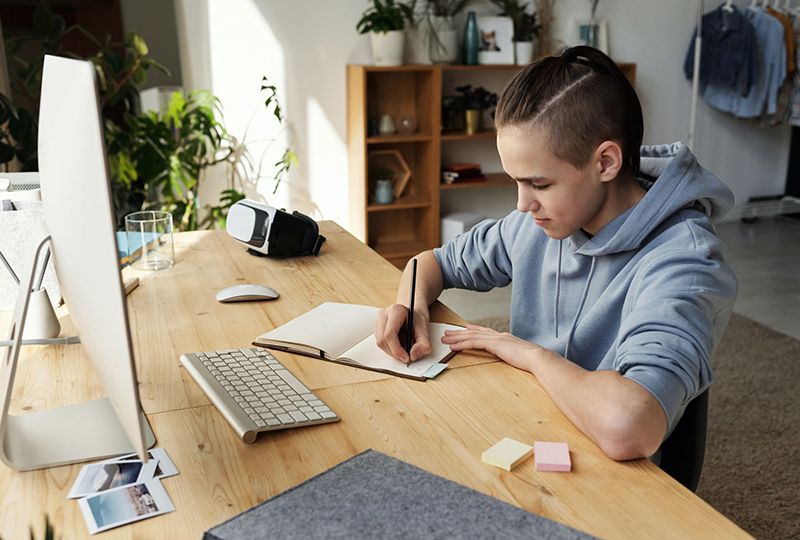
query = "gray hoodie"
(434, 143, 738, 434)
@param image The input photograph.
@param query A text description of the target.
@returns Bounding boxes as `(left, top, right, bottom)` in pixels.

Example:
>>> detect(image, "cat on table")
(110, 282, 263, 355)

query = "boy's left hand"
(441, 324, 539, 372)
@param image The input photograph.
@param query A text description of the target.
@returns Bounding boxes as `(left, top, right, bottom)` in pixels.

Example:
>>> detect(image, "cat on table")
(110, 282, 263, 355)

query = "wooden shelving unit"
(347, 62, 636, 268)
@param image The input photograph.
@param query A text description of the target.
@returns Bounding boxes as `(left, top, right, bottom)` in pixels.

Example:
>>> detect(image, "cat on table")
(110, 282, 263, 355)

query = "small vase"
(374, 179, 395, 204)
(465, 109, 481, 135)
(463, 11, 479, 65)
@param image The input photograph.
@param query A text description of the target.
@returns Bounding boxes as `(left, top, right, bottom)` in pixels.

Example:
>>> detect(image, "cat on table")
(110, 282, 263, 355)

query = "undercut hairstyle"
(495, 46, 644, 179)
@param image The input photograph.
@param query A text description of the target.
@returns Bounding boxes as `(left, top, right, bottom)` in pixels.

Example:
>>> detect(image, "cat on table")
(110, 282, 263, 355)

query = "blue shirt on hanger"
(684, 4, 756, 95)
(701, 6, 787, 119)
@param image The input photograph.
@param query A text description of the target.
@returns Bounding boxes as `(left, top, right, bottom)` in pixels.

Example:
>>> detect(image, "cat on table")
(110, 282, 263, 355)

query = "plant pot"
(405, 28, 431, 64)
(465, 109, 481, 135)
(370, 30, 405, 66)
(514, 41, 535, 65)
(429, 16, 459, 64)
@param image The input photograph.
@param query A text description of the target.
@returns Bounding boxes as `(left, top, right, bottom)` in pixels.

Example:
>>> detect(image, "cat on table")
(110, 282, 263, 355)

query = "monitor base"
(2, 398, 156, 471)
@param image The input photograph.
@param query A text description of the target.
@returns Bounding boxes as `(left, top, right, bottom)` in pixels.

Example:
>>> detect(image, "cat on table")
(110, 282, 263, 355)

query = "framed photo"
(477, 16, 514, 65)
(571, 18, 609, 55)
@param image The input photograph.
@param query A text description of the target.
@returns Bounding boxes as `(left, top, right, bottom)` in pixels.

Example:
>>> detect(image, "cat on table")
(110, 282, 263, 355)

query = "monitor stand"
(0, 226, 155, 471)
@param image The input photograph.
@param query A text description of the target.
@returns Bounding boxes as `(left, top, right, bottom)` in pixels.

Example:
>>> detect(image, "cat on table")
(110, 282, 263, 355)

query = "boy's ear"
(595, 140, 623, 183)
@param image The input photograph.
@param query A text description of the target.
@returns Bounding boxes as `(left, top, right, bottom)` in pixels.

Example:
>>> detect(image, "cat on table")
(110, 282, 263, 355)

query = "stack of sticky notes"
(533, 441, 571, 472)
(481, 437, 534, 471)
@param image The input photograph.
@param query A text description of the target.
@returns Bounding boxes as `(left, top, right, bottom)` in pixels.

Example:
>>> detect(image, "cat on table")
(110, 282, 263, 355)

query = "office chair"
(658, 389, 709, 492)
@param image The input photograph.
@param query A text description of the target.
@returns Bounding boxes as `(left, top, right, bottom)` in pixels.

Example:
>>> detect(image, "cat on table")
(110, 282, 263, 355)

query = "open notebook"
(253, 302, 463, 380)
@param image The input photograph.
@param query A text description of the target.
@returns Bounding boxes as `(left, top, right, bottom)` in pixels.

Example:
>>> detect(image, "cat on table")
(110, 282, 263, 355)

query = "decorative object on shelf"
(356, 0, 414, 66)
(378, 113, 397, 135)
(477, 16, 514, 64)
(405, 1, 470, 64)
(441, 162, 486, 185)
(397, 115, 418, 134)
(368, 117, 380, 136)
(441, 95, 465, 132)
(368, 149, 411, 199)
(489, 0, 541, 65)
(374, 178, 396, 204)
(453, 85, 499, 135)
(571, 18, 608, 54)
(429, 15, 460, 64)
(463, 11, 480, 65)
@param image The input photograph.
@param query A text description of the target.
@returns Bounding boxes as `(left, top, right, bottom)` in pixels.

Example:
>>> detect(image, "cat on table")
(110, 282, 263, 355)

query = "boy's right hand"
(376, 304, 432, 364)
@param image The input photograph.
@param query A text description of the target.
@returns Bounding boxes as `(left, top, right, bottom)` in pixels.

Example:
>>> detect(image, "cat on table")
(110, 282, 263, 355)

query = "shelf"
(441, 130, 496, 141)
(367, 194, 431, 212)
(367, 133, 433, 144)
(371, 238, 427, 259)
(440, 172, 513, 190)
(441, 64, 522, 72)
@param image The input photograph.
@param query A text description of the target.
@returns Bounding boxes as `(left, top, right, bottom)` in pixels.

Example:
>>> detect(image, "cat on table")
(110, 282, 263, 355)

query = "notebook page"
(258, 303, 379, 358)
(341, 323, 462, 378)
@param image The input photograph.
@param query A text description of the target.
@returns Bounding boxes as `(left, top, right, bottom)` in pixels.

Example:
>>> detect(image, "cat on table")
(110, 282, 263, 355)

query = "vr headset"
(226, 199, 325, 257)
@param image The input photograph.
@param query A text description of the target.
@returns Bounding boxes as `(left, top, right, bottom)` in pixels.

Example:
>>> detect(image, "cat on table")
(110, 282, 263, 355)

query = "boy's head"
(495, 46, 643, 178)
(495, 46, 645, 238)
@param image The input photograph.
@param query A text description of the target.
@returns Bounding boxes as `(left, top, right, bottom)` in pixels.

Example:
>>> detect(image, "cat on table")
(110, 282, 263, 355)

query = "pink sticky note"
(534, 441, 571, 472)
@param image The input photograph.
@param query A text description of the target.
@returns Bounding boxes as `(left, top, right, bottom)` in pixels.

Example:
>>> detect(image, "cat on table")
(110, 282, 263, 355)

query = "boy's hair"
(495, 46, 644, 178)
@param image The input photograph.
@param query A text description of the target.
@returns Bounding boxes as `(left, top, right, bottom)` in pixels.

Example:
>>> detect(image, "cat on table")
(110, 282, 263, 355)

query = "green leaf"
(127, 32, 149, 56)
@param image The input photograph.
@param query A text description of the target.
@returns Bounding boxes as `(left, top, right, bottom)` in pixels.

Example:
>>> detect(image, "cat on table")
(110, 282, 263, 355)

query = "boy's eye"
(531, 183, 549, 190)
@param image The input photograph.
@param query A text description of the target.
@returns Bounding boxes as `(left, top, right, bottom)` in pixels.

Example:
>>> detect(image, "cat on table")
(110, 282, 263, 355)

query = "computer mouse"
(216, 284, 280, 303)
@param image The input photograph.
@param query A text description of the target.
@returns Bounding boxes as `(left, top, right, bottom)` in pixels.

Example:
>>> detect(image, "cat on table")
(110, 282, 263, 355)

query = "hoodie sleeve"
(612, 246, 737, 434)
(433, 212, 524, 291)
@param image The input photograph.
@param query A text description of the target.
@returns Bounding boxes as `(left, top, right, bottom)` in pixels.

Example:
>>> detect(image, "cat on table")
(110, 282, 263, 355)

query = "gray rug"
(471, 313, 800, 539)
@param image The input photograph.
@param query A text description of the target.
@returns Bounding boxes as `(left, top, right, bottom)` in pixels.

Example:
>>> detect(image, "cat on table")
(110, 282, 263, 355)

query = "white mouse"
(216, 284, 279, 303)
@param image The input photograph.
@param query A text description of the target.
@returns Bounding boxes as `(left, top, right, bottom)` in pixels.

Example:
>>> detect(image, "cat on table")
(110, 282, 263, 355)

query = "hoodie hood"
(574, 142, 734, 257)
(434, 141, 737, 434)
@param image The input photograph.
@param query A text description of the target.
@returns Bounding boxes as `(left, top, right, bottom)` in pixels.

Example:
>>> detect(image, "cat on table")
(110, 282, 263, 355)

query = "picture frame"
(477, 16, 514, 65)
(570, 18, 609, 55)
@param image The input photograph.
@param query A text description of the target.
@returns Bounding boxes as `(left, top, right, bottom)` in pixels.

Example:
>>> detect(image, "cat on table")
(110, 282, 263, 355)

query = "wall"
(121, 0, 182, 88)
(171, 0, 792, 229)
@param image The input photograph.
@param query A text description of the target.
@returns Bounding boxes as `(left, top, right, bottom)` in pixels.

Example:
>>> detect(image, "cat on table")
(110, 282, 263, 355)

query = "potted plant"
(454, 85, 498, 135)
(490, 0, 541, 64)
(357, 0, 414, 67)
(426, 0, 471, 64)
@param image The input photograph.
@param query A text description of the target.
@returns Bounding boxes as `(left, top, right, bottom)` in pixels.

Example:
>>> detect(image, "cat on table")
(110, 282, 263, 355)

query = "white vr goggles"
(226, 199, 325, 257)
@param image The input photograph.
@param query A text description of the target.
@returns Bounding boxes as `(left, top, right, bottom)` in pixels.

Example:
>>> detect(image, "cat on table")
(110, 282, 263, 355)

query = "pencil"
(405, 258, 417, 355)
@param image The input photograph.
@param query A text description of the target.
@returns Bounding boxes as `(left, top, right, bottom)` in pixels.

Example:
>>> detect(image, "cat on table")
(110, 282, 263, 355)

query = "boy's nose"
(517, 189, 540, 213)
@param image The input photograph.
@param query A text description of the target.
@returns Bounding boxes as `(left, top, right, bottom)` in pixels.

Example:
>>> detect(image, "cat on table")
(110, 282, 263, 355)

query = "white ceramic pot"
(514, 41, 535, 65)
(371, 30, 405, 66)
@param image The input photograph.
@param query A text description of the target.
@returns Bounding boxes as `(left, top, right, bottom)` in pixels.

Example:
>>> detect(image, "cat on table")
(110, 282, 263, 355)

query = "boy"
(375, 47, 737, 461)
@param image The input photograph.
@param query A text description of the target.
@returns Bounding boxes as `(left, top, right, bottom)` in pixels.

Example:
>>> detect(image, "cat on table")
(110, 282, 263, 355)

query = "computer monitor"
(0, 55, 155, 471)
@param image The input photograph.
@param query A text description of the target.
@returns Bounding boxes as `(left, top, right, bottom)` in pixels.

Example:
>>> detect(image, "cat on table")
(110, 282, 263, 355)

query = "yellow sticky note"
(481, 437, 534, 471)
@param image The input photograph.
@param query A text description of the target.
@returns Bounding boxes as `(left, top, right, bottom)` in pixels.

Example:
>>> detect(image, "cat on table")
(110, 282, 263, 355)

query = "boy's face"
(497, 124, 611, 240)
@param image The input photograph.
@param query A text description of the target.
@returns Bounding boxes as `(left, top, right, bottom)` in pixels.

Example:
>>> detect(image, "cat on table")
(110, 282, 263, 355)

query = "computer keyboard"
(180, 347, 339, 443)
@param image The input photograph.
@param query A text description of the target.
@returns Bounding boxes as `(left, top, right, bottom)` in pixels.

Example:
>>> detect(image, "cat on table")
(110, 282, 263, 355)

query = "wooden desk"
(0, 222, 749, 539)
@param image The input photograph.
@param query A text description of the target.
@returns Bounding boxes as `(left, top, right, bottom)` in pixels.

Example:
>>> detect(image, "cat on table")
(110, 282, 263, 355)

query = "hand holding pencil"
(375, 256, 437, 364)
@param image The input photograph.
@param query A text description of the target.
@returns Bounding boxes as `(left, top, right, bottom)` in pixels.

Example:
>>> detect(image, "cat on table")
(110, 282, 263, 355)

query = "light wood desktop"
(0, 222, 749, 539)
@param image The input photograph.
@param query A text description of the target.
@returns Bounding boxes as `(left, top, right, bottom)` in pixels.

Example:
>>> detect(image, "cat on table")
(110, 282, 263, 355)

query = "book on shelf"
(253, 302, 463, 381)
(441, 162, 486, 184)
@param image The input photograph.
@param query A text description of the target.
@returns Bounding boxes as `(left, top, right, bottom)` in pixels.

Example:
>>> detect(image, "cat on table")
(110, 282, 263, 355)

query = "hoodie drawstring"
(554, 240, 562, 339)
(563, 256, 596, 360)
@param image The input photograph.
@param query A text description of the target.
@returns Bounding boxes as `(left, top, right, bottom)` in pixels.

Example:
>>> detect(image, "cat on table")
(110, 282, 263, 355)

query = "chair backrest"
(658, 389, 709, 492)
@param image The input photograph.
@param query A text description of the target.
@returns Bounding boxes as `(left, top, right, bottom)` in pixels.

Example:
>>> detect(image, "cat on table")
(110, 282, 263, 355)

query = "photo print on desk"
(78, 480, 175, 534)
